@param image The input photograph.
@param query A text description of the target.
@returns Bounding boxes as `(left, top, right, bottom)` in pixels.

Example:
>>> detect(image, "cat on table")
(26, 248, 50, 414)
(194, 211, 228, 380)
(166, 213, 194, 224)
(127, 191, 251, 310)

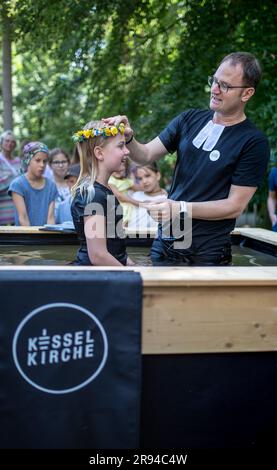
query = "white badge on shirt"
(209, 150, 220, 161)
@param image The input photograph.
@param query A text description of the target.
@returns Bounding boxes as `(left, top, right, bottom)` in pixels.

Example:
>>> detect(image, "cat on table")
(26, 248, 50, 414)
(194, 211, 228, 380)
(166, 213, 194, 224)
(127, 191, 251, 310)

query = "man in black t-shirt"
(103, 52, 270, 265)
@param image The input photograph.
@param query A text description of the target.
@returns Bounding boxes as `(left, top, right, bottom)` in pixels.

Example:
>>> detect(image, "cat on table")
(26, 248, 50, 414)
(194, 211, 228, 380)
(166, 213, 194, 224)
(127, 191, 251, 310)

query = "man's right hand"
(102, 115, 133, 141)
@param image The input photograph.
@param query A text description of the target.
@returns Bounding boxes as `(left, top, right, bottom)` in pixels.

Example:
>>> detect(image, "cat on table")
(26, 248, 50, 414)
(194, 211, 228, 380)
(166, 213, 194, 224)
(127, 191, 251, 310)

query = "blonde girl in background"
(108, 158, 141, 226)
(71, 121, 134, 266)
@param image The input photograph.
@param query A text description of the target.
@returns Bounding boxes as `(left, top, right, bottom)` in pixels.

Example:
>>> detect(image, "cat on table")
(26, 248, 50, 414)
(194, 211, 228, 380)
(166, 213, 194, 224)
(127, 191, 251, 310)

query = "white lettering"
(28, 337, 37, 351)
(61, 348, 71, 362)
(26, 328, 99, 366)
(41, 350, 46, 364)
(51, 334, 61, 349)
(85, 343, 94, 357)
(49, 349, 59, 364)
(63, 333, 72, 347)
(74, 331, 83, 345)
(86, 330, 94, 343)
(73, 345, 83, 359)
(27, 352, 37, 366)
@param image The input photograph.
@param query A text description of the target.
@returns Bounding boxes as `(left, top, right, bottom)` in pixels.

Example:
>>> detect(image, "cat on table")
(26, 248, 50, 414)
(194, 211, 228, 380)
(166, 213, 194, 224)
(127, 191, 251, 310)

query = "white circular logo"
(209, 150, 220, 161)
(12, 302, 108, 395)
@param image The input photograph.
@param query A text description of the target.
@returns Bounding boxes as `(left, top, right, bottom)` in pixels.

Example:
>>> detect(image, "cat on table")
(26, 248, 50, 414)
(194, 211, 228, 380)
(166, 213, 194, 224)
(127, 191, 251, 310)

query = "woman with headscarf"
(0, 130, 21, 225)
(8, 141, 58, 226)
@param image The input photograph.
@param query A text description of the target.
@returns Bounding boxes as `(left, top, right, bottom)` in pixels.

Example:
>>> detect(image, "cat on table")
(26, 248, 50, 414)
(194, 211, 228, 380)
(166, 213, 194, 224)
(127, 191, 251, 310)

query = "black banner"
(0, 270, 142, 449)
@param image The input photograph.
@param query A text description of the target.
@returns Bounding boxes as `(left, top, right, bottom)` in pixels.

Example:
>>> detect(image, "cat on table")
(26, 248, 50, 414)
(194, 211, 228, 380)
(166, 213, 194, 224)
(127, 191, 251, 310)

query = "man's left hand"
(141, 199, 181, 222)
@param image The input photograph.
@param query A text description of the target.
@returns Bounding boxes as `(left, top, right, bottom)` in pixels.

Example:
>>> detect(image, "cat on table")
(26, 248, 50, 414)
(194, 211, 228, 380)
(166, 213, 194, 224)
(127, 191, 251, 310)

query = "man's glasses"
(52, 160, 68, 166)
(208, 76, 250, 93)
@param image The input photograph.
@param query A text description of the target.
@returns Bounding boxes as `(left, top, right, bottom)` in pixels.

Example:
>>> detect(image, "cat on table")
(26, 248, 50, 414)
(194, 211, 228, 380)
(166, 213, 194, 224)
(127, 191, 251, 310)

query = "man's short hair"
(220, 52, 262, 89)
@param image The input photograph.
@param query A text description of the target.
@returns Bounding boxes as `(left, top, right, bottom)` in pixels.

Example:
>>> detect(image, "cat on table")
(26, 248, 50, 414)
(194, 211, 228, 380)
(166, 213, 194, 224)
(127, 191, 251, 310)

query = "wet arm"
(267, 190, 277, 225)
(84, 214, 123, 266)
(109, 184, 140, 207)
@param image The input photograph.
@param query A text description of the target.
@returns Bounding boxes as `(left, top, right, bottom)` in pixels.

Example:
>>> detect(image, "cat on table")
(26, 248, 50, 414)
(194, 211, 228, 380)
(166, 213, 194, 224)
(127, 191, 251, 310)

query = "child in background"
(55, 164, 80, 223)
(127, 162, 167, 230)
(8, 142, 58, 226)
(49, 148, 71, 219)
(71, 121, 133, 266)
(108, 158, 141, 226)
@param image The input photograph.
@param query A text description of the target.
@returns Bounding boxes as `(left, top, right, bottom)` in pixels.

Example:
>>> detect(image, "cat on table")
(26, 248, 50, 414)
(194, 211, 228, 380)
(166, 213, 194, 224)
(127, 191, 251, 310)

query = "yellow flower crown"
(72, 123, 125, 143)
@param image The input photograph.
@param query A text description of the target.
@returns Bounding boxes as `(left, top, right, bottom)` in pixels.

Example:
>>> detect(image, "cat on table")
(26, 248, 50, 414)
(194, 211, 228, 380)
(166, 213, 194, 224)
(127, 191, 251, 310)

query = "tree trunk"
(1, 2, 13, 130)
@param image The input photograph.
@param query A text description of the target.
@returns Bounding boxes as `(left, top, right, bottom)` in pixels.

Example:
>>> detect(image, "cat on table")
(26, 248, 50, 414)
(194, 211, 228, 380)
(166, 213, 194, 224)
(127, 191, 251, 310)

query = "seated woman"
(127, 162, 167, 230)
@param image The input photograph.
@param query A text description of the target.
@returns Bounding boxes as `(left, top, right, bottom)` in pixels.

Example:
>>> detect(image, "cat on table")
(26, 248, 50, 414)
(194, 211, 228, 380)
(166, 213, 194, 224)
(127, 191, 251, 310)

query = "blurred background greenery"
(1, 0, 276, 226)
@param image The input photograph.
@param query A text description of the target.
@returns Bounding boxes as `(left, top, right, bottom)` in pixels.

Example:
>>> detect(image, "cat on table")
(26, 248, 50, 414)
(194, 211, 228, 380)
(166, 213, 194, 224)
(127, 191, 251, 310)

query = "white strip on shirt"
(192, 120, 225, 151)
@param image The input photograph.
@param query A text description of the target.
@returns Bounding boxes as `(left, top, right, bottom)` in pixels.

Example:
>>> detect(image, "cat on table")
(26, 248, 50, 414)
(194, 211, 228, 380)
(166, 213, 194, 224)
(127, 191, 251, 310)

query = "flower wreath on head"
(72, 123, 125, 143)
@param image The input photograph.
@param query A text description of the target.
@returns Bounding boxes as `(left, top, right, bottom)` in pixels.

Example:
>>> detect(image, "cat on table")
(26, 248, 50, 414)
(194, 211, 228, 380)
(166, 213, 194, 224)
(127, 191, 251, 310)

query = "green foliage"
(1, 0, 277, 224)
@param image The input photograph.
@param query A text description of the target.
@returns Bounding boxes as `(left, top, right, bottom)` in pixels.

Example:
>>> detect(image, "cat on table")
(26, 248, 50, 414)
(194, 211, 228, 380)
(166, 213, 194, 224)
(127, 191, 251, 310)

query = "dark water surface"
(0, 244, 276, 266)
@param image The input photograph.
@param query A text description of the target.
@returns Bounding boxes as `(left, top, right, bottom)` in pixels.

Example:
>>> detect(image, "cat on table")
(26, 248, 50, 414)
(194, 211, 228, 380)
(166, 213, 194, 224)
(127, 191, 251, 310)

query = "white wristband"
(179, 201, 187, 214)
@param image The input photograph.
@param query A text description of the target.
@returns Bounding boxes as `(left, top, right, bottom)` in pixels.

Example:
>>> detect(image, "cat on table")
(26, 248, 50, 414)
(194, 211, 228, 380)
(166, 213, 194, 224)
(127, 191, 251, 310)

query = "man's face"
(209, 60, 247, 115)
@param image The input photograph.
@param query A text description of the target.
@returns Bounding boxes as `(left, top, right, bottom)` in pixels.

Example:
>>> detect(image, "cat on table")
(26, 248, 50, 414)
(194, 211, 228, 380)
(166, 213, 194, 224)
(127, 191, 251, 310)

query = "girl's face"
(100, 134, 130, 173)
(28, 152, 48, 178)
(137, 167, 161, 194)
(51, 153, 69, 178)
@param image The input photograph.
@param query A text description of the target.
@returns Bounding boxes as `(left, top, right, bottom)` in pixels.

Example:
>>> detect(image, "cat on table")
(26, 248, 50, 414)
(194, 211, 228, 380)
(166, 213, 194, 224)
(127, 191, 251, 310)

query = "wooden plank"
(1, 226, 276, 250)
(233, 227, 277, 246)
(1, 265, 277, 285)
(142, 285, 277, 354)
(0, 225, 158, 238)
(0, 226, 50, 234)
(0, 266, 276, 354)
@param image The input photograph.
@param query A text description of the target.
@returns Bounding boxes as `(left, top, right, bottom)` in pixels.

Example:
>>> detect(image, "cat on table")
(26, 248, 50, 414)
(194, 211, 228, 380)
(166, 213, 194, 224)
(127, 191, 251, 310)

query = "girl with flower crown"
(71, 120, 133, 266)
(8, 142, 58, 226)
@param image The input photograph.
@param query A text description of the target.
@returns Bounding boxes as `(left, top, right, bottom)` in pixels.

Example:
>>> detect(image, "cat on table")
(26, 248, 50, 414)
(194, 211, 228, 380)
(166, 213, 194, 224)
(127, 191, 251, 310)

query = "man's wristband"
(179, 201, 187, 214)
(126, 134, 134, 145)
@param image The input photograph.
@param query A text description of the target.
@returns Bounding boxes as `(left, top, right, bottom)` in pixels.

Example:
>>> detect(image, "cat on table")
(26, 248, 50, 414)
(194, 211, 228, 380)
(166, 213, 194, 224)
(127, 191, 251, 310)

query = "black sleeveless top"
(71, 182, 127, 265)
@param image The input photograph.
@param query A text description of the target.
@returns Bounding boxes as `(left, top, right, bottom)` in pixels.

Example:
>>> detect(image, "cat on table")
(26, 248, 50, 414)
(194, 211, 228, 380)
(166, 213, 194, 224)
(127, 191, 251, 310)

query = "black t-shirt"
(159, 109, 270, 248)
(71, 181, 127, 265)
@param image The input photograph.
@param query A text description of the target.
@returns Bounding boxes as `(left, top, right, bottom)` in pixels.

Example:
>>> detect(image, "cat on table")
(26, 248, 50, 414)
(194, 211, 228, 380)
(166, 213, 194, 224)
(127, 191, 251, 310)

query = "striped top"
(0, 153, 21, 225)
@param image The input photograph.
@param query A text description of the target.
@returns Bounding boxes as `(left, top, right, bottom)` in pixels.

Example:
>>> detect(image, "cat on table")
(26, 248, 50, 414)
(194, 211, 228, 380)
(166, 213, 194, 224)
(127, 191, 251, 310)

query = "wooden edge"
(233, 227, 277, 246)
(1, 226, 276, 246)
(0, 265, 277, 286)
